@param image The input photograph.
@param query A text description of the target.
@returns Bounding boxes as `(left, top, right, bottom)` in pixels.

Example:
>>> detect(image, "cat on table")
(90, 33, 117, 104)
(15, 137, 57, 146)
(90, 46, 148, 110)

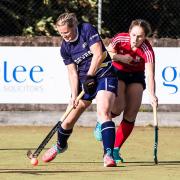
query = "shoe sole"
(104, 163, 117, 167)
(42, 154, 57, 163)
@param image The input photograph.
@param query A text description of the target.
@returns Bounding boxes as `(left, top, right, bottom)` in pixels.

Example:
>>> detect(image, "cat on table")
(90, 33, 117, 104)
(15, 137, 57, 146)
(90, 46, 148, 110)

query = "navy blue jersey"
(60, 23, 115, 80)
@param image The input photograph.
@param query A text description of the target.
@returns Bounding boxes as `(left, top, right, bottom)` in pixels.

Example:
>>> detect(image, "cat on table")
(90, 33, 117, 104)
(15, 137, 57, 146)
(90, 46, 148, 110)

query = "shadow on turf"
(0, 161, 180, 175)
(51, 161, 180, 166)
(0, 169, 123, 174)
(0, 148, 48, 151)
(123, 161, 180, 166)
(0, 161, 180, 174)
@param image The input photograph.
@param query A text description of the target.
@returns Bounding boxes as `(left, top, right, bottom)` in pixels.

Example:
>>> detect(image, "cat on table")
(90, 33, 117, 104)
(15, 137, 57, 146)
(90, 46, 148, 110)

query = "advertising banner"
(0, 47, 179, 104)
(0, 47, 70, 104)
(143, 47, 180, 104)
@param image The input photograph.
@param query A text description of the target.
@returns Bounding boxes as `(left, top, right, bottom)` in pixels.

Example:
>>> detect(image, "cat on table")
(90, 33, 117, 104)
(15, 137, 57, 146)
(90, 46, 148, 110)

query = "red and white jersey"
(111, 33, 155, 72)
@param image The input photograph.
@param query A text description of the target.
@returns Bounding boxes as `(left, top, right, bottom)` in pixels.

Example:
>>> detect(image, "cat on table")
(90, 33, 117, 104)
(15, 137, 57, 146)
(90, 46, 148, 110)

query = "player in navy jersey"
(42, 12, 118, 167)
(94, 19, 158, 163)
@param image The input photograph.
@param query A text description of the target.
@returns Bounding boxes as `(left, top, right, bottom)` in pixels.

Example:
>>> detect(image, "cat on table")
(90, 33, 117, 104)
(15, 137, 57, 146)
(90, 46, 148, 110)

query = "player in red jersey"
(94, 19, 158, 163)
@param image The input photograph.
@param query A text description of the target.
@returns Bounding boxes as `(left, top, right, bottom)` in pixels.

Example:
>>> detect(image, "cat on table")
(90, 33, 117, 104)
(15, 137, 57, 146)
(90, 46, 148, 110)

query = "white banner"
(0, 47, 179, 104)
(143, 47, 180, 104)
(0, 47, 70, 104)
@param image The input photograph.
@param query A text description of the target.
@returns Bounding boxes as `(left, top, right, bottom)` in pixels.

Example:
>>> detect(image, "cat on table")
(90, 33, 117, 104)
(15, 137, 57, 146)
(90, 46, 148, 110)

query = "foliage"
(0, 0, 24, 35)
(102, 0, 180, 38)
(0, 0, 98, 36)
(0, 0, 180, 38)
(23, 16, 56, 36)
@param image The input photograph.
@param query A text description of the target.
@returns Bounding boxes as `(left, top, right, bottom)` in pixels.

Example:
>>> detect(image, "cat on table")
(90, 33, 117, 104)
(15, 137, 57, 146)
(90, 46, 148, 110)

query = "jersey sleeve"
(111, 33, 129, 51)
(83, 23, 101, 47)
(60, 43, 73, 65)
(141, 40, 155, 63)
(110, 33, 121, 51)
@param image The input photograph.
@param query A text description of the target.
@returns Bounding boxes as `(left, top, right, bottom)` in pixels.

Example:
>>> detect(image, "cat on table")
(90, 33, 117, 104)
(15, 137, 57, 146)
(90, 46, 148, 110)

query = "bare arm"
(87, 41, 104, 76)
(66, 63, 79, 107)
(107, 43, 133, 64)
(145, 62, 158, 107)
(106, 43, 117, 58)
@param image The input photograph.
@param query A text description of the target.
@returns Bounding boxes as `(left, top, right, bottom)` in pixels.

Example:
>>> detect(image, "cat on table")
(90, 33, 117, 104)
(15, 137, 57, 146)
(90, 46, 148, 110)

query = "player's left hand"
(69, 96, 79, 108)
(83, 75, 97, 95)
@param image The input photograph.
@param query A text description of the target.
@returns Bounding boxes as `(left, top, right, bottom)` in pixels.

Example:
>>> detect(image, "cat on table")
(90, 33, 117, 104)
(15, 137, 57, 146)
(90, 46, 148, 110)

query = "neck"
(69, 28, 78, 42)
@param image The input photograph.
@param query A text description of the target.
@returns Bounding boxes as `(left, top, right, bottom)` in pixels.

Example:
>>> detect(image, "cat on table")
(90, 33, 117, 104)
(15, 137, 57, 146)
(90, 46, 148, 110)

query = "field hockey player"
(42, 12, 118, 167)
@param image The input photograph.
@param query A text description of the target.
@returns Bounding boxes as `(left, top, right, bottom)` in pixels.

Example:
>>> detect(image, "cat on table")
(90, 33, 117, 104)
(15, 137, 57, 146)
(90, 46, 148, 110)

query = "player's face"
(129, 26, 146, 48)
(57, 24, 77, 42)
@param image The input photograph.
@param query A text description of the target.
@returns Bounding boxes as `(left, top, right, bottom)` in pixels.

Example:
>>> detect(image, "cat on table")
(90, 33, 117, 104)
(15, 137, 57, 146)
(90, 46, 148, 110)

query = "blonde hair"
(129, 19, 152, 37)
(56, 12, 78, 28)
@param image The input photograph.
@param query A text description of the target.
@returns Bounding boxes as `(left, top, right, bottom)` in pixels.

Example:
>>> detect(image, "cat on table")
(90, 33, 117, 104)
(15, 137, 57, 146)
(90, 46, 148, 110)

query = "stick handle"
(153, 105, 158, 164)
(153, 105, 158, 126)
(60, 91, 85, 122)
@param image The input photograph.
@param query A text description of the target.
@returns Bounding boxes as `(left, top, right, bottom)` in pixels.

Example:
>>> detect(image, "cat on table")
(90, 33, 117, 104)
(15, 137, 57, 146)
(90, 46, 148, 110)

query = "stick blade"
(154, 159, 158, 165)
(27, 150, 33, 159)
(154, 158, 158, 164)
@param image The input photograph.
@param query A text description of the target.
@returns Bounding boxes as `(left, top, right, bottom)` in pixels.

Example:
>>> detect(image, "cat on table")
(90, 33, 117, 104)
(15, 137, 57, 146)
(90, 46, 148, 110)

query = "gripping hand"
(83, 75, 97, 95)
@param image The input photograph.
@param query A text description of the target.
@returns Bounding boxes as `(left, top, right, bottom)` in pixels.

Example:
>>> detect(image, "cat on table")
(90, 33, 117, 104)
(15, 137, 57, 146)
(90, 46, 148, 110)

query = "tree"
(0, 0, 98, 36)
(102, 0, 180, 38)
(0, 0, 24, 35)
(0, 0, 180, 38)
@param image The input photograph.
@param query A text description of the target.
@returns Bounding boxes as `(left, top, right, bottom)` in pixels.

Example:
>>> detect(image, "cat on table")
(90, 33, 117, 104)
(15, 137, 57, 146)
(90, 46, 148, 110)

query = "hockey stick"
(153, 105, 158, 164)
(27, 90, 85, 159)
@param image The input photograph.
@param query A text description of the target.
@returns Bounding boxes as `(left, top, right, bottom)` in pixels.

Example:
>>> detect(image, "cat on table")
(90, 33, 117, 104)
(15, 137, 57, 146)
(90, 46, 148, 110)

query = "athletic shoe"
(42, 144, 68, 162)
(94, 122, 102, 141)
(113, 147, 124, 163)
(103, 148, 116, 167)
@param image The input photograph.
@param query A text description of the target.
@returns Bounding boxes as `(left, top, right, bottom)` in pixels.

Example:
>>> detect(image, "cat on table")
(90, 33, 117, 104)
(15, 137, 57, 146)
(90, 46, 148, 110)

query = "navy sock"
(101, 121, 115, 156)
(57, 125, 73, 148)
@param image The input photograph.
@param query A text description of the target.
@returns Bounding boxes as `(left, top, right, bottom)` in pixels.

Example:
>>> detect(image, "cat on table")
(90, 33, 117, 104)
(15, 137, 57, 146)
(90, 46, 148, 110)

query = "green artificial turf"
(0, 126, 180, 180)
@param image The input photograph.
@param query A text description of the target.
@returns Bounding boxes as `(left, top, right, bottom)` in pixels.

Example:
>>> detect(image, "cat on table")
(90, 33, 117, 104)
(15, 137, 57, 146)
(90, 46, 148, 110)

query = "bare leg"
(115, 83, 143, 148)
(61, 99, 91, 129)
(96, 90, 116, 167)
(111, 80, 126, 117)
